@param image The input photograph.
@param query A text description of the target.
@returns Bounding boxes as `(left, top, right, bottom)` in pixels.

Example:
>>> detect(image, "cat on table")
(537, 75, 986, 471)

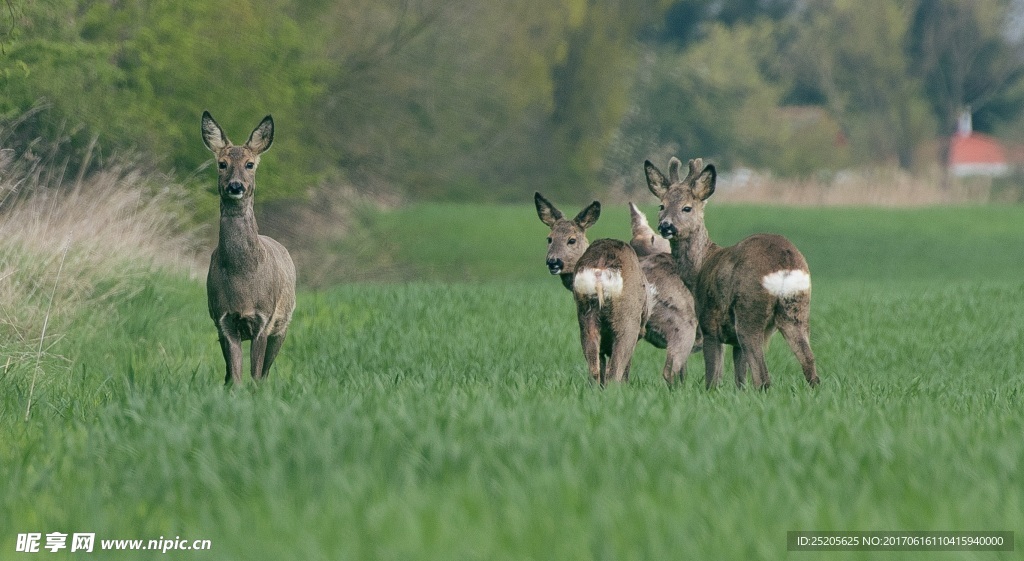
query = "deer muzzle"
(658, 221, 678, 239)
(546, 258, 564, 275)
(225, 181, 246, 199)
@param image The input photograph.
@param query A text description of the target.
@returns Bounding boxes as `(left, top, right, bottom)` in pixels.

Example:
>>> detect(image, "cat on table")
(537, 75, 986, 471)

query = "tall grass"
(0, 138, 199, 416)
(3, 278, 1022, 560)
(2, 158, 1023, 559)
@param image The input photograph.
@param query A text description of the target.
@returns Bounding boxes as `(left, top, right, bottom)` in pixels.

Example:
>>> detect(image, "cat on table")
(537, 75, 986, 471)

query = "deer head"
(534, 192, 600, 276)
(201, 111, 274, 207)
(644, 157, 716, 241)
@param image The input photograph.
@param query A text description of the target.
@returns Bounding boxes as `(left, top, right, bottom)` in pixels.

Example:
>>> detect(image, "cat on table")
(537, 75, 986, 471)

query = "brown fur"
(573, 238, 648, 384)
(628, 202, 672, 256)
(202, 111, 297, 385)
(535, 193, 700, 384)
(645, 158, 819, 390)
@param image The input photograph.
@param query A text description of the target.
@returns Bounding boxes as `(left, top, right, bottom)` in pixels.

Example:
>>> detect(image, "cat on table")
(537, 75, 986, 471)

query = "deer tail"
(573, 267, 624, 309)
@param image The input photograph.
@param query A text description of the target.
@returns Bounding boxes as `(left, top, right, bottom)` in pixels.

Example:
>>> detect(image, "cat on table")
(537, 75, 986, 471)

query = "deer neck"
(559, 272, 575, 291)
(217, 200, 265, 270)
(670, 224, 717, 290)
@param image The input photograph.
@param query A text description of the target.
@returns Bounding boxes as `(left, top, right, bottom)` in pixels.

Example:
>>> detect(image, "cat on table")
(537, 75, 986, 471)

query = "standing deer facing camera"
(535, 193, 698, 384)
(645, 157, 819, 390)
(202, 111, 296, 385)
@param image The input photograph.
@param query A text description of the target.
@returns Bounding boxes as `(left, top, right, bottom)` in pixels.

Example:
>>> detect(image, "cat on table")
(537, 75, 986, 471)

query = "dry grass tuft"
(0, 142, 201, 389)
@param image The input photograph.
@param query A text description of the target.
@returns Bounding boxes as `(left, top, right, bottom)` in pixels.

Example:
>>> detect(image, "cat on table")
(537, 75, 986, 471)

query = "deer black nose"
(546, 258, 563, 275)
(226, 181, 245, 197)
(658, 221, 677, 239)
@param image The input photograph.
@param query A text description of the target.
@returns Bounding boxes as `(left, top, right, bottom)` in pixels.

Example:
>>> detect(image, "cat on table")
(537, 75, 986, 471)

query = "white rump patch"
(574, 268, 624, 300)
(761, 269, 811, 297)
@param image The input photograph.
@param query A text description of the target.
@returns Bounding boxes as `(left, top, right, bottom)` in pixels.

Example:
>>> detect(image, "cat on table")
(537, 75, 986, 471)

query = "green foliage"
(3, 204, 1024, 560)
(607, 22, 851, 183)
(908, 0, 1024, 135)
(0, 0, 328, 206)
(2, 0, 1024, 207)
(308, 0, 669, 202)
(787, 0, 936, 168)
(0, 0, 676, 206)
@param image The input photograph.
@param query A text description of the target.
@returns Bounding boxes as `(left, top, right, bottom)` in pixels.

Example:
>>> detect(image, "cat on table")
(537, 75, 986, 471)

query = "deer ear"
(644, 160, 669, 198)
(201, 111, 229, 152)
(628, 202, 647, 234)
(574, 201, 601, 230)
(246, 115, 274, 155)
(668, 157, 682, 183)
(534, 192, 563, 227)
(687, 158, 704, 179)
(693, 164, 716, 201)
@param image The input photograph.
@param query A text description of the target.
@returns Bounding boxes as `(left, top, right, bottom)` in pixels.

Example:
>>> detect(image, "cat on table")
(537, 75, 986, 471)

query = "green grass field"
(3, 203, 1023, 560)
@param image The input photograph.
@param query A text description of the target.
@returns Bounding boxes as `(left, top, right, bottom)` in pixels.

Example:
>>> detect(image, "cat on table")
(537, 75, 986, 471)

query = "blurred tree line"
(2, 0, 1023, 206)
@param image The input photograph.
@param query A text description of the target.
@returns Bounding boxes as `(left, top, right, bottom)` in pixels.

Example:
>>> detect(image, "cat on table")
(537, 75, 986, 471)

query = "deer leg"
(668, 348, 690, 386)
(732, 345, 747, 388)
(261, 330, 288, 379)
(779, 320, 819, 387)
(690, 327, 703, 353)
(737, 331, 770, 390)
(250, 331, 268, 381)
(702, 334, 724, 389)
(611, 314, 645, 384)
(217, 327, 243, 386)
(661, 353, 676, 385)
(248, 315, 273, 381)
(669, 320, 699, 385)
(663, 332, 691, 385)
(607, 334, 639, 384)
(579, 316, 602, 384)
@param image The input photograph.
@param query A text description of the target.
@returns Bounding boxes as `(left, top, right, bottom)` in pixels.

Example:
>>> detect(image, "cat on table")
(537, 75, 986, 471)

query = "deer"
(201, 111, 296, 385)
(628, 201, 703, 371)
(628, 202, 671, 256)
(535, 193, 699, 384)
(645, 157, 819, 390)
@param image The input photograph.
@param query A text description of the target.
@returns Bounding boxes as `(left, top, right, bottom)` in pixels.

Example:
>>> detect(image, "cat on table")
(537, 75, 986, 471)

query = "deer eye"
(546, 237, 552, 244)
(568, 238, 577, 245)
(218, 161, 227, 170)
(683, 206, 693, 213)
(245, 161, 255, 170)
(659, 204, 665, 211)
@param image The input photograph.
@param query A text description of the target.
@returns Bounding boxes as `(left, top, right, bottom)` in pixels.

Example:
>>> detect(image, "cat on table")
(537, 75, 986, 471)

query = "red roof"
(949, 133, 1006, 165)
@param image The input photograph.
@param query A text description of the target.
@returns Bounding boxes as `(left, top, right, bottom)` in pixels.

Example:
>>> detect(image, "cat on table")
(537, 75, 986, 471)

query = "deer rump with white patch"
(572, 238, 650, 384)
(645, 157, 819, 390)
(535, 193, 699, 385)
